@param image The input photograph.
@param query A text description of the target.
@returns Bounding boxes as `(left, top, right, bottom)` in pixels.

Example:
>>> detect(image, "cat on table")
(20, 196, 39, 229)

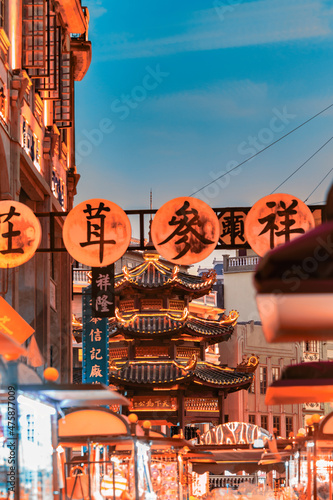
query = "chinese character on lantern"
(0, 201, 41, 268)
(62, 199, 131, 267)
(151, 196, 220, 265)
(245, 193, 315, 257)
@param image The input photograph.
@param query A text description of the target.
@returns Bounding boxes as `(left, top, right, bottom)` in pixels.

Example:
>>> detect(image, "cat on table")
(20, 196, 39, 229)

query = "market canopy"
(254, 219, 333, 343)
(265, 362, 333, 405)
(19, 383, 130, 408)
(192, 449, 285, 474)
(58, 408, 130, 439)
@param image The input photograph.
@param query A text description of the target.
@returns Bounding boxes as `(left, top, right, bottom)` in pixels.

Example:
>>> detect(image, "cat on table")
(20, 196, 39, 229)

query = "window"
(248, 378, 255, 393)
(272, 367, 280, 382)
(305, 341, 318, 352)
(249, 414, 256, 425)
(261, 415, 268, 430)
(0, 0, 5, 29)
(273, 415, 281, 436)
(286, 416, 293, 437)
(260, 366, 267, 394)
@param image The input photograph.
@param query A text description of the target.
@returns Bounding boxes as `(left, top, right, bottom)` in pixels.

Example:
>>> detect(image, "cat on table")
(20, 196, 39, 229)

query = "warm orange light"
(62, 199, 131, 267)
(312, 413, 321, 424)
(245, 193, 315, 257)
(0, 201, 41, 268)
(142, 420, 151, 429)
(128, 413, 138, 424)
(44, 367, 59, 382)
(151, 197, 220, 265)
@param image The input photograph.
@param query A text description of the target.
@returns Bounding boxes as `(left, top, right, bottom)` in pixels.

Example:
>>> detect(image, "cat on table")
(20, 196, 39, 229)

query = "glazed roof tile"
(115, 255, 216, 294)
(109, 360, 253, 389)
(194, 362, 253, 388)
(109, 360, 192, 385)
(109, 310, 237, 340)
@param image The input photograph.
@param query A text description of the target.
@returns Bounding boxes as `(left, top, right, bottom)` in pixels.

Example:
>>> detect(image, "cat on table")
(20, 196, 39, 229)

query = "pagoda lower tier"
(108, 252, 258, 428)
(109, 358, 255, 426)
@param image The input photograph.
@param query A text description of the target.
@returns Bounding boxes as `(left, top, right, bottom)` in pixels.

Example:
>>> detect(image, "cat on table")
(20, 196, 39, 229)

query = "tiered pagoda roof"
(109, 308, 237, 343)
(109, 359, 253, 392)
(108, 252, 257, 423)
(115, 252, 216, 298)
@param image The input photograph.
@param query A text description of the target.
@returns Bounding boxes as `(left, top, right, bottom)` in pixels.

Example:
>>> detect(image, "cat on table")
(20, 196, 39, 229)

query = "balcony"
(57, 0, 87, 34)
(302, 351, 320, 362)
(73, 267, 90, 287)
(224, 255, 260, 273)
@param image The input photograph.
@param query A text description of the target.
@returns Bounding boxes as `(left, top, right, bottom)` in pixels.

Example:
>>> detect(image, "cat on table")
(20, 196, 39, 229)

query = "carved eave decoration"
(109, 308, 238, 340)
(115, 254, 217, 297)
(236, 354, 260, 373)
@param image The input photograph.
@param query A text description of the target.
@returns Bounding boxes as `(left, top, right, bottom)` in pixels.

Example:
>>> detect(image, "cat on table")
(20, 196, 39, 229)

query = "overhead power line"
(304, 166, 333, 203)
(270, 135, 333, 194)
(189, 102, 333, 197)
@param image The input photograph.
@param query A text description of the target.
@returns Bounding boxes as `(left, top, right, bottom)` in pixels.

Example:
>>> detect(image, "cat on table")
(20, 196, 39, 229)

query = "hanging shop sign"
(244, 193, 315, 257)
(151, 196, 220, 265)
(0, 201, 41, 268)
(0, 296, 34, 344)
(82, 285, 109, 384)
(62, 198, 131, 267)
(129, 396, 177, 412)
(91, 264, 115, 318)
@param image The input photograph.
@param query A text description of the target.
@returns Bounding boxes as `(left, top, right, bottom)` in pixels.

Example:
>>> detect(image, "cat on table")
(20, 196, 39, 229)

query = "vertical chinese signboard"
(91, 264, 115, 318)
(82, 285, 109, 385)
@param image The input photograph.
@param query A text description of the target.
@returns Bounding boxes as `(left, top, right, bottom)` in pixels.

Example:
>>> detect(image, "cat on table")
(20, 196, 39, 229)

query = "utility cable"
(304, 166, 333, 203)
(270, 135, 333, 194)
(189, 102, 333, 197)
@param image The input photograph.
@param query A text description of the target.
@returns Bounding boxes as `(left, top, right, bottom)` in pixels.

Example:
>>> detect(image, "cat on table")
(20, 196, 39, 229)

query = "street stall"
(0, 358, 130, 500)
(58, 410, 213, 500)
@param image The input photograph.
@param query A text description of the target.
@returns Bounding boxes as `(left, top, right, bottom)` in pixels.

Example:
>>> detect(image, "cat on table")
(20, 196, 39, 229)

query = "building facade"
(219, 250, 333, 435)
(0, 0, 91, 381)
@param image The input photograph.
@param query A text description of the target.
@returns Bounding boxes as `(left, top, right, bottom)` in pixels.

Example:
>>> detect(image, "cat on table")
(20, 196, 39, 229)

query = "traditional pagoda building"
(108, 252, 258, 430)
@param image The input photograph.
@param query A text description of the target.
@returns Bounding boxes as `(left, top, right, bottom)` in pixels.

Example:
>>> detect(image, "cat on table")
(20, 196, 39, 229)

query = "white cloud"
(96, 0, 333, 61)
(143, 79, 269, 119)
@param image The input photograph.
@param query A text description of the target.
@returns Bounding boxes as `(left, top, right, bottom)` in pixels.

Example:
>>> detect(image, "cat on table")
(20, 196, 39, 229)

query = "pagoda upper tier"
(109, 308, 237, 343)
(111, 252, 238, 344)
(115, 252, 216, 299)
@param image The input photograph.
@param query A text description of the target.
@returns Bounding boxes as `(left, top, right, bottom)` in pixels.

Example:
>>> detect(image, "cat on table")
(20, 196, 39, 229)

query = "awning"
(18, 383, 130, 408)
(265, 361, 333, 405)
(192, 449, 285, 474)
(254, 219, 333, 342)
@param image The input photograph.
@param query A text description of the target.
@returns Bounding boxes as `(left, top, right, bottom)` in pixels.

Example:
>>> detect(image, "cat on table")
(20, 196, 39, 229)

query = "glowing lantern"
(151, 197, 220, 265)
(44, 367, 59, 382)
(0, 201, 41, 268)
(62, 199, 131, 267)
(245, 193, 315, 257)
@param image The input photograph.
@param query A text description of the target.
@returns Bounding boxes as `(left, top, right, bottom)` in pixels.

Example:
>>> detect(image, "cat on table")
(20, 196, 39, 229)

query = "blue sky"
(75, 0, 333, 228)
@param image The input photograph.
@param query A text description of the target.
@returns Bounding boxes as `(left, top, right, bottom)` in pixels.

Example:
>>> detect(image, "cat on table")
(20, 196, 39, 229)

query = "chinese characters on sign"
(62, 199, 131, 267)
(151, 196, 220, 265)
(0, 297, 34, 344)
(82, 285, 109, 385)
(92, 264, 115, 318)
(244, 194, 315, 257)
(0, 201, 41, 268)
(130, 396, 177, 411)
